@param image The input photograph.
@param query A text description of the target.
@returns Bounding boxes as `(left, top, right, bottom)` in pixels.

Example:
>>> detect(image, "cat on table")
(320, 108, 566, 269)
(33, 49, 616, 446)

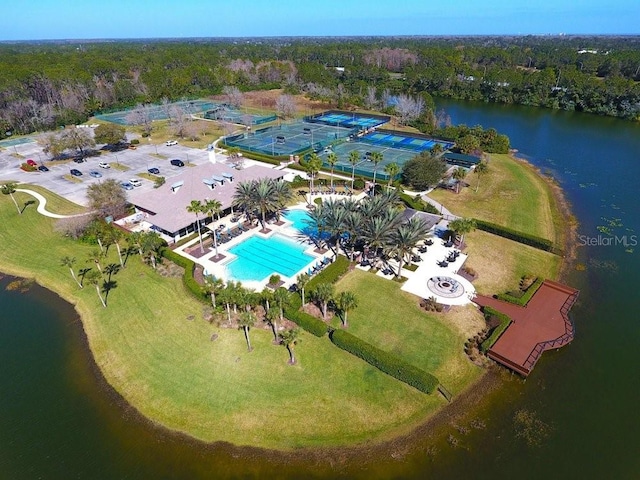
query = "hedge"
(329, 329, 440, 394)
(496, 277, 544, 306)
(473, 219, 563, 255)
(307, 255, 350, 290)
(480, 307, 512, 353)
(160, 248, 207, 301)
(284, 294, 328, 337)
(399, 192, 440, 215)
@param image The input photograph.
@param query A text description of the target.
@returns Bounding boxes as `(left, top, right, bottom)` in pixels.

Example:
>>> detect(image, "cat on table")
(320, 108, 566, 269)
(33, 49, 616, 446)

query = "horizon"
(2, 0, 638, 41)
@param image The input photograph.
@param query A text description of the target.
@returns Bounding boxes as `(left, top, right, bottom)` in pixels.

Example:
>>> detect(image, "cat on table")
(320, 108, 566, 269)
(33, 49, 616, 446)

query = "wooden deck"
(475, 280, 579, 376)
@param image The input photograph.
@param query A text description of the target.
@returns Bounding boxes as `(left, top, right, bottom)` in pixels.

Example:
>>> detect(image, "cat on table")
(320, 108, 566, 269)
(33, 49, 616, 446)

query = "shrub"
(329, 329, 439, 394)
(353, 178, 365, 190)
(20, 163, 37, 172)
(307, 255, 350, 290)
(496, 277, 544, 306)
(290, 175, 308, 188)
(160, 248, 206, 301)
(130, 138, 140, 145)
(398, 192, 439, 214)
(285, 294, 328, 337)
(268, 274, 281, 286)
(480, 307, 512, 352)
(473, 219, 563, 255)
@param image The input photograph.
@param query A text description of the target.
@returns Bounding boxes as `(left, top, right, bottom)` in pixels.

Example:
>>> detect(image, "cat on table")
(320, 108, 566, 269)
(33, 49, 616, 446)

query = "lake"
(1, 98, 638, 479)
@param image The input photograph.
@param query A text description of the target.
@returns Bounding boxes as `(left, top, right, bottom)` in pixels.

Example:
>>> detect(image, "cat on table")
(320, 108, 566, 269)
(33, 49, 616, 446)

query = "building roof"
(400, 208, 442, 231)
(443, 152, 481, 167)
(129, 162, 284, 234)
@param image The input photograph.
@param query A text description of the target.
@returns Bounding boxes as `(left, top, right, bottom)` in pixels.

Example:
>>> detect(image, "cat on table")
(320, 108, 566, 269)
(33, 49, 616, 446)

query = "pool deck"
(474, 280, 579, 376)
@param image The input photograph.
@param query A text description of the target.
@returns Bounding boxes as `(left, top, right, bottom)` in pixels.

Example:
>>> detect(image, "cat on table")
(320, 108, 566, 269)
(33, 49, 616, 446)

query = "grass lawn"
(429, 154, 562, 243)
(464, 230, 562, 294)
(16, 184, 88, 216)
(333, 270, 484, 394)
(0, 192, 457, 449)
(110, 118, 225, 150)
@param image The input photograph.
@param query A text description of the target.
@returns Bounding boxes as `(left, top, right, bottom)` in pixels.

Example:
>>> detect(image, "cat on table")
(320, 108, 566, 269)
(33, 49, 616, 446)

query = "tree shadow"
(102, 280, 118, 305)
(78, 267, 92, 287)
(104, 263, 121, 282)
(21, 200, 36, 213)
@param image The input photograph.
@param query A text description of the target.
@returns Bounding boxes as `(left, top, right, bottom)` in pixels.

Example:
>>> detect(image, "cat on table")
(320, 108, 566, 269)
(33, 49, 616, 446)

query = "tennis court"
(203, 105, 276, 125)
(0, 136, 36, 147)
(305, 110, 389, 129)
(223, 120, 357, 157)
(96, 100, 218, 125)
(319, 130, 454, 181)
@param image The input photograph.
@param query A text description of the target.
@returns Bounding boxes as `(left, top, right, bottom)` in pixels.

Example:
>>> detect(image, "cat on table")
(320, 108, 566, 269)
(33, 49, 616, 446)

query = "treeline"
(1, 36, 639, 137)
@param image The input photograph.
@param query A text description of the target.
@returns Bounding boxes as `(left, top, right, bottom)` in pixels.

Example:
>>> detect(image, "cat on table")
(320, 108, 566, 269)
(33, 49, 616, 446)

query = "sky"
(1, 0, 639, 41)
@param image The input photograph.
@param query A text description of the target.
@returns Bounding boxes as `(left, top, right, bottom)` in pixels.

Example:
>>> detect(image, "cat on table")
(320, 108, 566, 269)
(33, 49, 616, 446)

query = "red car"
(26, 159, 37, 167)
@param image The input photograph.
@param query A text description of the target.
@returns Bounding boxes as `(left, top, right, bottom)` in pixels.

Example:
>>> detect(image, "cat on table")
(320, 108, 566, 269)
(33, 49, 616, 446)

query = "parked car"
(73, 157, 85, 163)
(170, 159, 185, 167)
(128, 145, 137, 150)
(147, 167, 160, 175)
(120, 181, 134, 190)
(70, 169, 82, 177)
(38, 165, 49, 172)
(89, 170, 102, 178)
(129, 178, 141, 187)
(165, 140, 178, 146)
(98, 162, 110, 169)
(26, 159, 37, 167)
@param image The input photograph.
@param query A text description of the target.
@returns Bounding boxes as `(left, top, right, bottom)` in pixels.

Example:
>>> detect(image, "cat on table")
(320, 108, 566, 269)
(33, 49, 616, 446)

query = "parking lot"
(0, 139, 212, 205)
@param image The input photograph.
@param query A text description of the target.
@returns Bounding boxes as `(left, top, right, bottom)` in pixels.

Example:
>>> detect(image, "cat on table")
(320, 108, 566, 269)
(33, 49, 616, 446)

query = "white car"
(165, 140, 178, 146)
(129, 178, 142, 187)
(98, 162, 110, 169)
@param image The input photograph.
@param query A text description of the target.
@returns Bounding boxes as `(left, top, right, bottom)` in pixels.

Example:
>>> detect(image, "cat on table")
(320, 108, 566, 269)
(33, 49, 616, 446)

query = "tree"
(456, 134, 481, 154)
(186, 200, 205, 252)
(85, 270, 106, 308)
(326, 152, 338, 191)
(448, 218, 477, 247)
(369, 151, 383, 195)
(336, 291, 358, 328)
(395, 94, 425, 125)
(86, 179, 128, 219)
(387, 217, 430, 277)
(384, 162, 400, 190)
(452, 167, 467, 194)
(61, 128, 95, 160)
(272, 287, 290, 342)
(348, 150, 361, 190)
(264, 307, 280, 343)
(87, 249, 104, 273)
(305, 153, 323, 193)
(125, 104, 153, 136)
(237, 311, 256, 352)
(140, 231, 164, 268)
(60, 256, 82, 288)
(296, 272, 310, 305)
(223, 86, 244, 109)
(474, 161, 489, 192)
(202, 198, 222, 258)
(275, 94, 297, 118)
(280, 327, 301, 365)
(313, 283, 334, 320)
(401, 152, 447, 191)
(203, 275, 224, 308)
(103, 226, 124, 267)
(1, 182, 21, 214)
(94, 123, 126, 145)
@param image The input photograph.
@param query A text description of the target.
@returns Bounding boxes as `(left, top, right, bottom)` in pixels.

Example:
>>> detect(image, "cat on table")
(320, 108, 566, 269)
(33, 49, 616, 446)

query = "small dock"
(474, 280, 579, 376)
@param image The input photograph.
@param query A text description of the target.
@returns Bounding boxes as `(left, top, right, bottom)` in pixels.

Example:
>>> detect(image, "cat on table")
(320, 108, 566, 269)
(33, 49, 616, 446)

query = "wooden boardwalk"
(475, 280, 579, 376)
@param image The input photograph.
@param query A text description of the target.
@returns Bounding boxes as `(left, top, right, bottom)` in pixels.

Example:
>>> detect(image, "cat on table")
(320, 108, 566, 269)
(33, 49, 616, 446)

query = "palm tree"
(336, 291, 358, 328)
(103, 226, 124, 267)
(448, 218, 477, 248)
(348, 151, 361, 190)
(280, 327, 301, 364)
(252, 178, 279, 228)
(1, 182, 21, 214)
(384, 162, 400, 190)
(237, 310, 256, 352)
(232, 180, 256, 222)
(87, 249, 104, 273)
(272, 180, 294, 221)
(306, 153, 323, 193)
(326, 152, 338, 191)
(60, 256, 82, 288)
(140, 231, 164, 269)
(273, 287, 291, 341)
(452, 167, 467, 194)
(387, 217, 430, 277)
(85, 270, 106, 308)
(104, 263, 120, 282)
(202, 198, 222, 258)
(369, 151, 383, 196)
(264, 307, 280, 343)
(474, 161, 488, 192)
(296, 273, 310, 305)
(186, 199, 205, 252)
(313, 283, 334, 320)
(203, 274, 224, 308)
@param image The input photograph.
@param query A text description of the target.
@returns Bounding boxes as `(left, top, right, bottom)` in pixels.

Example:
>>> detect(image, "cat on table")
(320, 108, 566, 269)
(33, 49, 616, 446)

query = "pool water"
(283, 209, 312, 232)
(226, 233, 314, 282)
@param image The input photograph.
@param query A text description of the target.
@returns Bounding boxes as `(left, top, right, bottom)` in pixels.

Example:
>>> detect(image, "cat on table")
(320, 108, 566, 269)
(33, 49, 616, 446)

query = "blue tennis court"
(305, 110, 389, 129)
(361, 132, 455, 151)
(0, 136, 36, 147)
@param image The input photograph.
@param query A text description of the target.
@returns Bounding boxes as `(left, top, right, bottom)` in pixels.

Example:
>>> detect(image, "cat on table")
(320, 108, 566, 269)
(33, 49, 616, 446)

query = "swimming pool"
(283, 209, 312, 231)
(225, 233, 315, 282)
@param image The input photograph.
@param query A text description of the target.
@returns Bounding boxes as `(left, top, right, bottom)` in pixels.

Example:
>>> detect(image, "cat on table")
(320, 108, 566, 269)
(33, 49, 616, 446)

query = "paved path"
(16, 188, 88, 219)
